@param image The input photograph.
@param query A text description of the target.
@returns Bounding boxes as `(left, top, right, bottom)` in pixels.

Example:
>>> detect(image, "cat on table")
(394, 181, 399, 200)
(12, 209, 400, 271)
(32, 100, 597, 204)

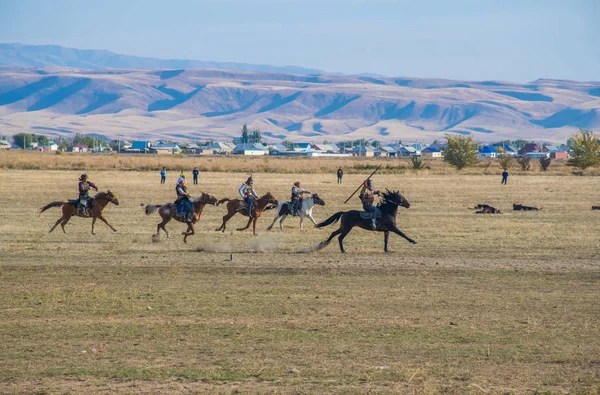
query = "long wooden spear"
(343, 164, 382, 204)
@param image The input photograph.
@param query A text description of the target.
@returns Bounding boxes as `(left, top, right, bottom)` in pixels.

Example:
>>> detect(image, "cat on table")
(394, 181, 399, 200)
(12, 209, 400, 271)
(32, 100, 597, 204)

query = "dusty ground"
(1, 170, 599, 394)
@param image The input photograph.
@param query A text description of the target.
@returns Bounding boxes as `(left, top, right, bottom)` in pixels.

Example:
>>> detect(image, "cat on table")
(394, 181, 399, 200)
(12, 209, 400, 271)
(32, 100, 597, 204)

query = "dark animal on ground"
(592, 206, 600, 210)
(474, 206, 502, 214)
(513, 204, 541, 211)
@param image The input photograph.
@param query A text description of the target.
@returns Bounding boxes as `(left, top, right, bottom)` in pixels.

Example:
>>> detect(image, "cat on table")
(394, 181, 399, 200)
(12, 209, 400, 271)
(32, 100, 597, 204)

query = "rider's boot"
(370, 215, 377, 230)
(185, 211, 193, 224)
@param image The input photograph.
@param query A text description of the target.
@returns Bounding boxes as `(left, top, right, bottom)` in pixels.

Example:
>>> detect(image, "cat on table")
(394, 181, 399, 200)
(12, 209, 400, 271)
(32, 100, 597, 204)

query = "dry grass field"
(1, 161, 599, 393)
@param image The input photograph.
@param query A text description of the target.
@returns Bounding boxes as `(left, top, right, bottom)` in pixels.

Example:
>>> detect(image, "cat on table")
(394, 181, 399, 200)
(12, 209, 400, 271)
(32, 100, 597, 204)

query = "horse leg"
(338, 228, 352, 254)
(384, 230, 390, 253)
(49, 216, 64, 233)
(237, 216, 253, 231)
(98, 213, 117, 232)
(326, 228, 342, 243)
(91, 217, 97, 235)
(183, 224, 194, 243)
(299, 213, 304, 231)
(279, 214, 287, 231)
(253, 217, 258, 236)
(60, 216, 72, 233)
(159, 217, 171, 238)
(391, 226, 417, 244)
(307, 212, 319, 227)
(216, 212, 234, 232)
(267, 214, 280, 231)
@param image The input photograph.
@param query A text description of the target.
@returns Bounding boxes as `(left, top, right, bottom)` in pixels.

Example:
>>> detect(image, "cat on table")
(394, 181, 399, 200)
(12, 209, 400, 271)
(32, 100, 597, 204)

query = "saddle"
(69, 198, 95, 209)
(288, 199, 303, 216)
(359, 208, 382, 220)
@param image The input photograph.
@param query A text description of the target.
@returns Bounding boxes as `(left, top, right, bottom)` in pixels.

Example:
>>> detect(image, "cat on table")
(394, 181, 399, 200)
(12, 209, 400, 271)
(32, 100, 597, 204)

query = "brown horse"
(40, 191, 120, 234)
(144, 192, 219, 243)
(215, 192, 278, 236)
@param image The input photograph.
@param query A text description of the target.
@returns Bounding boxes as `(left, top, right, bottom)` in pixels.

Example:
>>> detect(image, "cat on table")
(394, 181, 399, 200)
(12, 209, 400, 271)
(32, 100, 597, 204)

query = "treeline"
(11, 133, 110, 150)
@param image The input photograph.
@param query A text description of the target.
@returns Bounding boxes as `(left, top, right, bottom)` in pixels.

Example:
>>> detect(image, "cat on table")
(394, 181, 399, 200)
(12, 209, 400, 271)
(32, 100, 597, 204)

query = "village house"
(311, 143, 340, 154)
(204, 142, 235, 155)
(37, 141, 58, 152)
(397, 146, 419, 157)
(478, 146, 497, 158)
(233, 143, 268, 156)
(352, 145, 375, 157)
(422, 146, 443, 158)
(150, 143, 181, 155)
(542, 145, 569, 160)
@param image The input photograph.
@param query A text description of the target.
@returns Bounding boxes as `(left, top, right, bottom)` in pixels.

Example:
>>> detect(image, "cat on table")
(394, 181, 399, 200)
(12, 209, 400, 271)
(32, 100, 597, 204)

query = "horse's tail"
(316, 211, 344, 228)
(40, 201, 65, 214)
(217, 198, 231, 206)
(145, 204, 162, 215)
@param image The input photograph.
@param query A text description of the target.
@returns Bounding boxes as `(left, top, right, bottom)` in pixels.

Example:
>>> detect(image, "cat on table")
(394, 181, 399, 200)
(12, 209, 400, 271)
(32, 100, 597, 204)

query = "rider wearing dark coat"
(175, 177, 193, 223)
(359, 179, 381, 230)
(78, 173, 98, 216)
(290, 181, 311, 216)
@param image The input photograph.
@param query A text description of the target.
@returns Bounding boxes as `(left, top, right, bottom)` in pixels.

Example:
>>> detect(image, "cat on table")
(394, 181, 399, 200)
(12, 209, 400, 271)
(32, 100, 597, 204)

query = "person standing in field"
(193, 167, 199, 185)
(501, 169, 508, 185)
(160, 167, 167, 184)
(337, 167, 343, 184)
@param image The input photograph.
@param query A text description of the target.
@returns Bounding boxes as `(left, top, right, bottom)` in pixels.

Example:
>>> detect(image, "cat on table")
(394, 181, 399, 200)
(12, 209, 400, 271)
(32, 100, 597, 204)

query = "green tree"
(410, 155, 424, 170)
(539, 156, 552, 171)
(517, 156, 531, 171)
(567, 129, 600, 170)
(250, 128, 262, 144)
(443, 134, 479, 170)
(497, 153, 513, 170)
(371, 140, 382, 149)
(241, 124, 249, 144)
(13, 133, 48, 149)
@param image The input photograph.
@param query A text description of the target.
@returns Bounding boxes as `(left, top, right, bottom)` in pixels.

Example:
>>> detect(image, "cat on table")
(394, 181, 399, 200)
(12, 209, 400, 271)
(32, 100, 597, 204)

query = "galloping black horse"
(316, 190, 416, 253)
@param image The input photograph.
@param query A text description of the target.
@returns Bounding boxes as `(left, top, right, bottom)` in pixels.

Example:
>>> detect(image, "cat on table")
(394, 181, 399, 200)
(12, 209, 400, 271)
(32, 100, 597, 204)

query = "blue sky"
(1, 0, 598, 81)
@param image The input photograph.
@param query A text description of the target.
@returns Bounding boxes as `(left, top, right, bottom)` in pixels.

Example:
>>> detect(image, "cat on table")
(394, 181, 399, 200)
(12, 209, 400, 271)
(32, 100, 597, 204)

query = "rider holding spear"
(359, 179, 381, 230)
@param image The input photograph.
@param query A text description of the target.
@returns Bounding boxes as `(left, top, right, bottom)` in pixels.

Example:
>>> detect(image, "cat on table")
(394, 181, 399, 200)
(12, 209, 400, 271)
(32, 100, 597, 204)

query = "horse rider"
(239, 176, 258, 218)
(77, 173, 98, 216)
(175, 177, 193, 224)
(359, 179, 381, 230)
(290, 181, 311, 216)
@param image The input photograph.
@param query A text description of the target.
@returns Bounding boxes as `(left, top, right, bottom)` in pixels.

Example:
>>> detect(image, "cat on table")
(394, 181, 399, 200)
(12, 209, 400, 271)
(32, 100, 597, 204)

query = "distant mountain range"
(0, 43, 323, 76)
(0, 44, 599, 143)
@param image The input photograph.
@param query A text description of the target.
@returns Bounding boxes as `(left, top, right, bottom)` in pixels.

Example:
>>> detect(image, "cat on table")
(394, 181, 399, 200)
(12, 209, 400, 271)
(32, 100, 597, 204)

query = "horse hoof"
(411, 241, 417, 245)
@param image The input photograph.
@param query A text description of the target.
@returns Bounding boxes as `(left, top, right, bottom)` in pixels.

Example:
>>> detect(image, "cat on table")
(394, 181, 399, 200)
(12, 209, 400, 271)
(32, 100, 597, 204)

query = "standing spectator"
(160, 167, 167, 184)
(337, 167, 343, 184)
(501, 169, 508, 185)
(193, 167, 199, 185)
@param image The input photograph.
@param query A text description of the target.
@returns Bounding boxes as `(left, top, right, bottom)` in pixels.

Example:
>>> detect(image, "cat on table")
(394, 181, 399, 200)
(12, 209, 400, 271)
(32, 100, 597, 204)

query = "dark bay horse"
(215, 192, 278, 236)
(145, 193, 219, 243)
(316, 190, 416, 253)
(40, 191, 120, 234)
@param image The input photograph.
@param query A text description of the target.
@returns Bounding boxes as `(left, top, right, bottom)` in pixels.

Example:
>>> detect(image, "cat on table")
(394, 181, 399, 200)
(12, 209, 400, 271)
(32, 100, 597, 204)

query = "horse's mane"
(193, 193, 207, 203)
(94, 191, 108, 199)
(378, 190, 404, 213)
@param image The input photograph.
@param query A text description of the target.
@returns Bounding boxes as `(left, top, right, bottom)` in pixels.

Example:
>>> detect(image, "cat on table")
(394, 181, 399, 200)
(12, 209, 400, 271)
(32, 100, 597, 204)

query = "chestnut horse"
(144, 192, 219, 243)
(40, 190, 120, 234)
(215, 192, 277, 236)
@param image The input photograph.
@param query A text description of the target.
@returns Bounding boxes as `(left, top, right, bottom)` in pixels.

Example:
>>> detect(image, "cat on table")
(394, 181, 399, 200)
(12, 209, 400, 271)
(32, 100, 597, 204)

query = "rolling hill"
(0, 66, 599, 143)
